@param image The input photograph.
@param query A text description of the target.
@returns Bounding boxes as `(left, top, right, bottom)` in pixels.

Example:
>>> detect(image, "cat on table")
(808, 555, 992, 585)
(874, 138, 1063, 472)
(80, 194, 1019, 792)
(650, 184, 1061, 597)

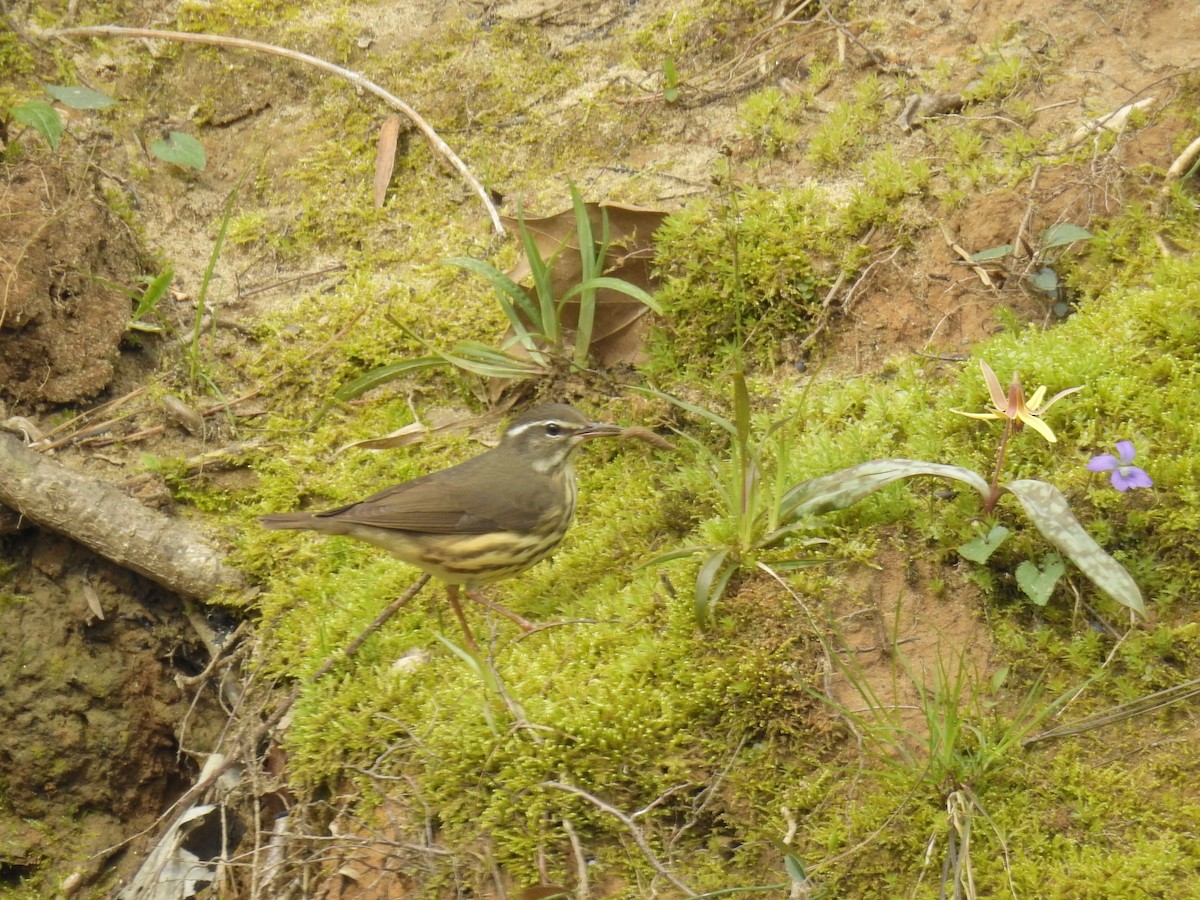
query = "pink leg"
(464, 589, 536, 632)
(445, 584, 480, 651)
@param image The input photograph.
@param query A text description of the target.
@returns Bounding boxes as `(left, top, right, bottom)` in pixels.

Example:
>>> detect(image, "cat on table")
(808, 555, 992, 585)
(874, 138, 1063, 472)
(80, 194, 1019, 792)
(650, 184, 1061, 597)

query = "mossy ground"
(4, 0, 1200, 896)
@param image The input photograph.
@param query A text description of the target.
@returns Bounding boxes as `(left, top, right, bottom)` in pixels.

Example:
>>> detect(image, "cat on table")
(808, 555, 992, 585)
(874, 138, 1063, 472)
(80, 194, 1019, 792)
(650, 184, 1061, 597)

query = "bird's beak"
(578, 422, 624, 440)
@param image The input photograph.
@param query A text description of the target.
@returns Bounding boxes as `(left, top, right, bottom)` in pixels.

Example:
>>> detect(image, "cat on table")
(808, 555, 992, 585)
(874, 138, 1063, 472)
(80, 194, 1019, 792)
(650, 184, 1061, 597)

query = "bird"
(260, 403, 623, 649)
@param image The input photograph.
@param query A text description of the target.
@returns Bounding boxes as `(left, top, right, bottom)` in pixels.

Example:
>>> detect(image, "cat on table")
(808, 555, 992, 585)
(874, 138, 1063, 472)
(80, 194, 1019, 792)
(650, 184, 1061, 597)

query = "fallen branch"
(52, 25, 505, 236)
(0, 431, 245, 599)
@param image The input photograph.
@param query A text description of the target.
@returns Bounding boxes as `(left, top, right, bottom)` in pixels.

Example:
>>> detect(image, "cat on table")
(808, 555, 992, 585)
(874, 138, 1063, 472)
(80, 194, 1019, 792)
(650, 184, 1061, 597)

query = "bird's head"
(500, 404, 623, 474)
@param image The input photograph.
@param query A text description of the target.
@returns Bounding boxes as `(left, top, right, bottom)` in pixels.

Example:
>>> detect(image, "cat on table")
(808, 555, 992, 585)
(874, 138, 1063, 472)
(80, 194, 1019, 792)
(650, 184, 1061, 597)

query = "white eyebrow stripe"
(505, 418, 574, 437)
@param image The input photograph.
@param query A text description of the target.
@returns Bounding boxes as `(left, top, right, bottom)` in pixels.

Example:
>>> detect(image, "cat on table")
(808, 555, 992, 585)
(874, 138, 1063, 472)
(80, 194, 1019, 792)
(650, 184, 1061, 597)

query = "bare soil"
(0, 159, 146, 404)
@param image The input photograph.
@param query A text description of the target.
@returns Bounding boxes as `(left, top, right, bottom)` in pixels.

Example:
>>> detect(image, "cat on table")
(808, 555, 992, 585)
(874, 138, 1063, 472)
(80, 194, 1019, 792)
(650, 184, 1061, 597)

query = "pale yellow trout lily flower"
(953, 359, 1083, 443)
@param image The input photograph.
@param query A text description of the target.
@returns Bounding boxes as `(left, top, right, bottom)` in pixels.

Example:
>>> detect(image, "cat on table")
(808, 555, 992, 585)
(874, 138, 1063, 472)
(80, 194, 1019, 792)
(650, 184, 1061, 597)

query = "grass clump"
(841, 145, 932, 232)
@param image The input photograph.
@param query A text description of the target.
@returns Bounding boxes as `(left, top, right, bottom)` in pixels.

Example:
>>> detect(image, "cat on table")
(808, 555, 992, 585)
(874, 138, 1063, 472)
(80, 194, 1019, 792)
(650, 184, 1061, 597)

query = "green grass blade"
(132, 268, 174, 324)
(695, 549, 734, 628)
(639, 545, 708, 567)
(332, 358, 446, 404)
(571, 184, 597, 366)
(515, 206, 560, 345)
(632, 386, 738, 437)
(562, 276, 662, 312)
(444, 256, 543, 342)
(443, 341, 546, 378)
(190, 176, 241, 385)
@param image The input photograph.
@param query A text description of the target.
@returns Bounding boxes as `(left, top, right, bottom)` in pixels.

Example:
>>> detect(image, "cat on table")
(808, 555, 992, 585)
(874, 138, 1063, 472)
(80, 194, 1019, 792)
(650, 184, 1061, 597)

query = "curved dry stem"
(541, 781, 697, 896)
(52, 25, 505, 235)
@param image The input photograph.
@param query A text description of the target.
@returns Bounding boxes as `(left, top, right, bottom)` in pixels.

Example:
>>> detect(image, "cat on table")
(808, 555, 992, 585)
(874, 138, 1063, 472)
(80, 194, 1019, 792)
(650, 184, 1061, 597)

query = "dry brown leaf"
(373, 115, 402, 209)
(335, 404, 517, 455)
(337, 420, 428, 453)
(498, 200, 669, 367)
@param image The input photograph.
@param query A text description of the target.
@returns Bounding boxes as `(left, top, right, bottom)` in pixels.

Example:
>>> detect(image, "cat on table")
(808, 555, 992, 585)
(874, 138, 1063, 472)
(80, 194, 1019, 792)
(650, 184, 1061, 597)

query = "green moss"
(737, 86, 808, 156)
(177, 0, 305, 31)
(841, 145, 932, 232)
(0, 28, 35, 87)
(806, 74, 886, 170)
(651, 184, 845, 368)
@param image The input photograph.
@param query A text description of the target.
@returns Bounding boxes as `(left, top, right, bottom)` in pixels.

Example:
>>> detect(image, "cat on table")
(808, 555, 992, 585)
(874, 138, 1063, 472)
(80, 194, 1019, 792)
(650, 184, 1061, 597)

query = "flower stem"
(984, 419, 1013, 514)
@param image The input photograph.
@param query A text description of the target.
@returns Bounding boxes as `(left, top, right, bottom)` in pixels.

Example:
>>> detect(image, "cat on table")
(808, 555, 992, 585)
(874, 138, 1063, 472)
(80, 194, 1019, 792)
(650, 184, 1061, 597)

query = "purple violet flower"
(1087, 440, 1153, 492)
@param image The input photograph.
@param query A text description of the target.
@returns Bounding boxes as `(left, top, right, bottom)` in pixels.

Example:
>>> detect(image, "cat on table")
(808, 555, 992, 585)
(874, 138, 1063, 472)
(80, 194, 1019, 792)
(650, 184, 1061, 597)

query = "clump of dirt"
(0, 530, 223, 891)
(0, 158, 145, 405)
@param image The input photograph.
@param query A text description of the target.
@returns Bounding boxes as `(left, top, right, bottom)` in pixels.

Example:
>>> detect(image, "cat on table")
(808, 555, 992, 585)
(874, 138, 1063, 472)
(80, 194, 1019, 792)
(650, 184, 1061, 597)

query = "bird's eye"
(545, 422, 562, 436)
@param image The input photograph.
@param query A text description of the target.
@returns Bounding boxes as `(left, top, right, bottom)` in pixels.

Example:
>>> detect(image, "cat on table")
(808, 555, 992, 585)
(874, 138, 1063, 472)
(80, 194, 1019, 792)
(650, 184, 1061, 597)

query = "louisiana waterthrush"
(260, 404, 622, 648)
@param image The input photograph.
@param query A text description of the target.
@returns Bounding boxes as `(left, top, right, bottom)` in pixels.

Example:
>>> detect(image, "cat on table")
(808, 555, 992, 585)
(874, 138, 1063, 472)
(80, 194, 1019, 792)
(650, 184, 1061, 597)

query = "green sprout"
(331, 185, 660, 403)
(641, 369, 826, 627)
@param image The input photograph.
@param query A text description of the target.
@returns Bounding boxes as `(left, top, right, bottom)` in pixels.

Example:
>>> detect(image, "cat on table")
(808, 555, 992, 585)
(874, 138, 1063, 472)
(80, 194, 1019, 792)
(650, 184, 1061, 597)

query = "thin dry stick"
(53, 26, 505, 235)
(541, 781, 697, 897)
(1008, 166, 1041, 266)
(561, 817, 590, 900)
(1025, 677, 1200, 746)
(32, 387, 147, 444)
(239, 264, 347, 299)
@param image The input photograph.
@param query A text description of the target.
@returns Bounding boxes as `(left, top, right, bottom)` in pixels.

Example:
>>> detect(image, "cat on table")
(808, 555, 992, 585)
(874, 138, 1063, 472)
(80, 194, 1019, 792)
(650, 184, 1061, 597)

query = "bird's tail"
(260, 512, 321, 531)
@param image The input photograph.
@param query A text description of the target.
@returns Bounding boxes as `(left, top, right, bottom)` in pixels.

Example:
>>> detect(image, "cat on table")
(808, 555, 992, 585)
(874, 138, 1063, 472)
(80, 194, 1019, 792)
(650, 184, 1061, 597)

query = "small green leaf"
(958, 524, 1011, 563)
(1028, 266, 1059, 294)
(149, 131, 207, 169)
(1005, 479, 1145, 615)
(695, 549, 733, 628)
(43, 83, 116, 110)
(12, 100, 63, 150)
(132, 269, 174, 323)
(784, 853, 808, 884)
(989, 666, 1010, 693)
(969, 243, 1013, 262)
(663, 58, 680, 103)
(1016, 553, 1065, 606)
(1040, 222, 1094, 249)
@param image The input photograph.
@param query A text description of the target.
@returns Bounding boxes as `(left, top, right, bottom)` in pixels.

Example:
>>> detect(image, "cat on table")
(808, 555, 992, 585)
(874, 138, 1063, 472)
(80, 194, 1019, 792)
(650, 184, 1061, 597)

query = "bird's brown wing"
(312, 462, 547, 534)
